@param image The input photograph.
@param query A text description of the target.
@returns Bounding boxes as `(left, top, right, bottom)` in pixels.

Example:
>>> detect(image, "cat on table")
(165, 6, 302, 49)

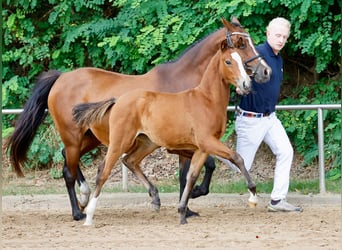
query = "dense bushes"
(2, 0, 341, 173)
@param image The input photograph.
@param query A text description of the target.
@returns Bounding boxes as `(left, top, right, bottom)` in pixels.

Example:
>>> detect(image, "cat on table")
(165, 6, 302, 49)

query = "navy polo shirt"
(239, 41, 283, 114)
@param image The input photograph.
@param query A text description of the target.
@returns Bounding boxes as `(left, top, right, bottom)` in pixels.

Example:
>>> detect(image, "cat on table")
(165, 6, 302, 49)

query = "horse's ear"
(221, 17, 232, 30)
(231, 16, 241, 26)
(220, 39, 228, 52)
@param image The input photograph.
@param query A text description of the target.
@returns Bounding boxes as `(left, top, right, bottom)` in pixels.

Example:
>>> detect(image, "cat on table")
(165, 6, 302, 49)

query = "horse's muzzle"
(253, 63, 272, 83)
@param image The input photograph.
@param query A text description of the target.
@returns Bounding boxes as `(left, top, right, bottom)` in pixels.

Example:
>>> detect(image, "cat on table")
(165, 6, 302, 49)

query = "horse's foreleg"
(230, 153, 257, 206)
(179, 157, 200, 218)
(179, 151, 208, 224)
(190, 155, 216, 198)
(201, 138, 257, 207)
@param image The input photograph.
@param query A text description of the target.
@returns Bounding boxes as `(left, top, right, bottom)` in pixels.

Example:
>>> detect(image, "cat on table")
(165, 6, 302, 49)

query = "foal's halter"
(225, 29, 264, 78)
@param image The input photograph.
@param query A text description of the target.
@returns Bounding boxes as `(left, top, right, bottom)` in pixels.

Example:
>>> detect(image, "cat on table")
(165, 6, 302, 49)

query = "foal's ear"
(221, 39, 229, 51)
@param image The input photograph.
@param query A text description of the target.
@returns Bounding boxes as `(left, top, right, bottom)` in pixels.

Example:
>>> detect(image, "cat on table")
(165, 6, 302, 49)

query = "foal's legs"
(179, 155, 216, 217)
(122, 135, 161, 210)
(84, 144, 124, 225)
(200, 137, 257, 202)
(179, 157, 198, 217)
(189, 156, 216, 199)
(179, 150, 209, 224)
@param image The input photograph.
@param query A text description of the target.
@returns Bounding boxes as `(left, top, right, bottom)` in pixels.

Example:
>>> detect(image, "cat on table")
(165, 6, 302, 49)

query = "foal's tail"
(5, 70, 62, 177)
(72, 98, 116, 127)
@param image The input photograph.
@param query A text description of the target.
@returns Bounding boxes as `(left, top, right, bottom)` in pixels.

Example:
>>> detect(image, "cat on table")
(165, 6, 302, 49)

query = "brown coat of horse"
(6, 18, 270, 221)
(73, 39, 257, 225)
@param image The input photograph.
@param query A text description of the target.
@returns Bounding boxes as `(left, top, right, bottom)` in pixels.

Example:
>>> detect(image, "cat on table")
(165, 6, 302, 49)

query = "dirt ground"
(2, 192, 341, 249)
(2, 140, 341, 249)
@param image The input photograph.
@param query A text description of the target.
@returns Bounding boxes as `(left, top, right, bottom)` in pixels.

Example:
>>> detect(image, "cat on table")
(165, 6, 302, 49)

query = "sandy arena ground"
(2, 192, 341, 249)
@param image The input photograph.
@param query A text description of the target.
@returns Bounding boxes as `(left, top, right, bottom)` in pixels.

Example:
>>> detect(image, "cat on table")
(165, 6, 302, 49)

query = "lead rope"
(229, 89, 241, 118)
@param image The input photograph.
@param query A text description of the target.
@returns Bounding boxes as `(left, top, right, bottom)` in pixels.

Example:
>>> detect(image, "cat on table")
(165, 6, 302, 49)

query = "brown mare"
(73, 39, 256, 225)
(6, 18, 270, 221)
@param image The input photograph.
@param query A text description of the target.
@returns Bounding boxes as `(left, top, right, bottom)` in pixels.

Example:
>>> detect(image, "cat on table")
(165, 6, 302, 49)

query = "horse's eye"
(239, 43, 246, 49)
(225, 60, 232, 65)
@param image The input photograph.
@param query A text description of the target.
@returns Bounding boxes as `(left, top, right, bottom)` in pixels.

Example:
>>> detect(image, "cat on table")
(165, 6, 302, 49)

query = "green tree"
(2, 0, 341, 172)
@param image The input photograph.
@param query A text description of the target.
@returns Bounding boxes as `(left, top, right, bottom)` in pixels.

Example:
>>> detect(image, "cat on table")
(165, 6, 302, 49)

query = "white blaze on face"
(246, 36, 268, 68)
(231, 51, 251, 91)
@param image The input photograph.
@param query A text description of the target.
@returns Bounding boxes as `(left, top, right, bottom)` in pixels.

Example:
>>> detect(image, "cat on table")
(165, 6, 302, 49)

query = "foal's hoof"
(73, 212, 86, 221)
(186, 207, 200, 218)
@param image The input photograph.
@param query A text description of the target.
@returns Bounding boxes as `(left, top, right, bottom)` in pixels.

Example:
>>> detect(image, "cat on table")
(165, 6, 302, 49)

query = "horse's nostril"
(243, 81, 249, 90)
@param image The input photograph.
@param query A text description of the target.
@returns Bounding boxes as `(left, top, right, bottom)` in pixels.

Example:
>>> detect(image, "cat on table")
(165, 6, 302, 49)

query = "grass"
(3, 176, 340, 196)
(102, 179, 341, 195)
(2, 169, 342, 195)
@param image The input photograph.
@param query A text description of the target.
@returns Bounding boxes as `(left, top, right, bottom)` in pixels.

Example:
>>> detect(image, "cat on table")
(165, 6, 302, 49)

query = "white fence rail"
(2, 104, 341, 194)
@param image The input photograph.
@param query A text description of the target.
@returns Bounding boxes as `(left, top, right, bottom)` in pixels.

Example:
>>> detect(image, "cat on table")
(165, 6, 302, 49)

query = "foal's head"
(222, 17, 272, 83)
(219, 39, 251, 95)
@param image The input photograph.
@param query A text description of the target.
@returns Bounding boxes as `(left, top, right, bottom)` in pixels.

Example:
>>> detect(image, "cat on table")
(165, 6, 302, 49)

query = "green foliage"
(24, 117, 65, 171)
(278, 79, 341, 169)
(2, 0, 341, 172)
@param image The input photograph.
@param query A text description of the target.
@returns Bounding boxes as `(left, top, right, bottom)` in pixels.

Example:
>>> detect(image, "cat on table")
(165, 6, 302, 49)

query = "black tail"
(5, 70, 62, 177)
(72, 98, 116, 127)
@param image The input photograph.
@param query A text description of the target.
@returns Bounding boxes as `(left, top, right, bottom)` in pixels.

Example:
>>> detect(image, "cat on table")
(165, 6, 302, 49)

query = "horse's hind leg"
(76, 166, 91, 210)
(61, 148, 85, 221)
(122, 135, 161, 211)
(76, 133, 101, 210)
(190, 155, 216, 198)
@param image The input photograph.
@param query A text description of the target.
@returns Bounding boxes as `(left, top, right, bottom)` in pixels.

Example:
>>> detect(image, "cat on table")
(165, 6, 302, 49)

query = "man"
(223, 17, 302, 212)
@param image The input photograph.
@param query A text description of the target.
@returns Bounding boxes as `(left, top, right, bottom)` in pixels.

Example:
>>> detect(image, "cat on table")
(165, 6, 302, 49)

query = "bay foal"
(73, 39, 257, 225)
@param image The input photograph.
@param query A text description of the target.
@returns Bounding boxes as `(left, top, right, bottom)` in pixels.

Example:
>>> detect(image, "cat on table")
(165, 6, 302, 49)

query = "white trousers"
(220, 112, 293, 200)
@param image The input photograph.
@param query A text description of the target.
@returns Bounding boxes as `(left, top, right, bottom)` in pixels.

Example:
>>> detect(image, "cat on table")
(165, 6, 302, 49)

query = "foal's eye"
(225, 60, 232, 65)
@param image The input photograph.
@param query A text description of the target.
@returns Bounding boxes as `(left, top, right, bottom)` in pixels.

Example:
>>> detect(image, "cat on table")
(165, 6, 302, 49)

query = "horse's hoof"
(248, 189, 258, 208)
(180, 218, 188, 225)
(186, 208, 200, 218)
(190, 185, 203, 199)
(151, 202, 161, 212)
(83, 221, 93, 226)
(248, 202, 257, 208)
(73, 212, 86, 221)
(78, 202, 86, 213)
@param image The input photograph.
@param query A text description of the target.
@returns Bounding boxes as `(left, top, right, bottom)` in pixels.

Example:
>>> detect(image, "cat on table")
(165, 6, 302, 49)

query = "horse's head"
(219, 39, 251, 95)
(221, 17, 272, 83)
